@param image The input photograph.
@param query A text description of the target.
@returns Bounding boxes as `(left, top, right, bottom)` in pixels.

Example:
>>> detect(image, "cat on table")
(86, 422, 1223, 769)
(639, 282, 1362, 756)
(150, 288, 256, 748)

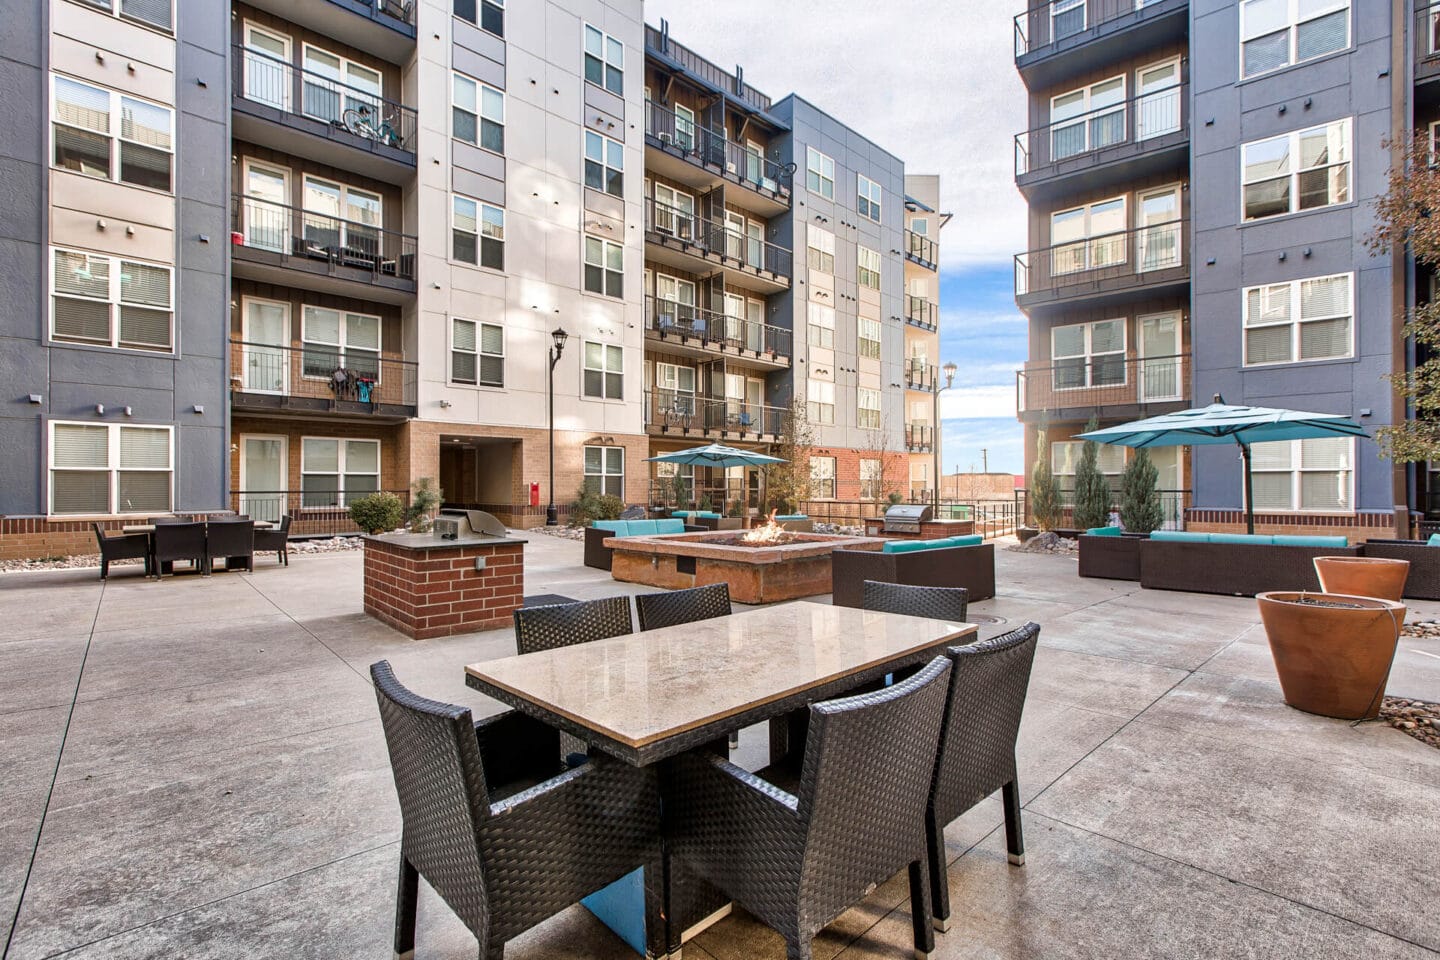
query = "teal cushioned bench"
(1209, 533, 1276, 545)
(775, 515, 808, 521)
(1085, 526, 1122, 537)
(654, 519, 685, 534)
(592, 520, 625, 534)
(1272, 535, 1348, 547)
(1428, 533, 1440, 546)
(1149, 530, 1210, 542)
(882, 535, 984, 554)
(945, 534, 984, 547)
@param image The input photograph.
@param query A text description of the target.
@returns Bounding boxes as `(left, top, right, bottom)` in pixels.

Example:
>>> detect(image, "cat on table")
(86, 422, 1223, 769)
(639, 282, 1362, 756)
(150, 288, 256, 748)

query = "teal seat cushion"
(671, 511, 694, 518)
(1149, 530, 1211, 542)
(1273, 535, 1349, 547)
(624, 520, 658, 535)
(945, 535, 984, 547)
(1085, 526, 1121, 537)
(883, 539, 954, 554)
(1428, 534, 1440, 546)
(775, 514, 808, 521)
(653, 519, 684, 534)
(592, 520, 625, 534)
(1209, 533, 1275, 545)
(695, 512, 722, 519)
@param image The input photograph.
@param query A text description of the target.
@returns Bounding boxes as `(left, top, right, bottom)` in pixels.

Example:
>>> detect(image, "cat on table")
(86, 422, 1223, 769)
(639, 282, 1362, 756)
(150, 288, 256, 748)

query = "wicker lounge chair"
(92, 524, 150, 580)
(831, 542, 995, 606)
(667, 655, 953, 960)
(1076, 533, 1145, 581)
(1361, 540, 1440, 599)
(635, 583, 731, 631)
(512, 595, 633, 655)
(370, 661, 665, 960)
(860, 581, 968, 623)
(253, 515, 291, 566)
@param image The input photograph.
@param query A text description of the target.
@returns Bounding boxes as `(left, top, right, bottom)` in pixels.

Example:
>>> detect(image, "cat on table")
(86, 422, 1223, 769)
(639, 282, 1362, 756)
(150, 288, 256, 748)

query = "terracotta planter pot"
(1313, 555, 1410, 603)
(1255, 592, 1405, 720)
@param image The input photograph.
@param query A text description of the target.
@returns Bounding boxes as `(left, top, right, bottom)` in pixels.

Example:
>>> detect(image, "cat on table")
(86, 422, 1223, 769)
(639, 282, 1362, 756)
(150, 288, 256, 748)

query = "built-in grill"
(882, 504, 933, 535)
(432, 508, 508, 541)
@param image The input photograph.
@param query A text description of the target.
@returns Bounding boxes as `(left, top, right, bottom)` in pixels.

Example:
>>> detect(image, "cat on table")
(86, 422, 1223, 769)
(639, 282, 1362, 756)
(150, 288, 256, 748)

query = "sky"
(644, 0, 1031, 474)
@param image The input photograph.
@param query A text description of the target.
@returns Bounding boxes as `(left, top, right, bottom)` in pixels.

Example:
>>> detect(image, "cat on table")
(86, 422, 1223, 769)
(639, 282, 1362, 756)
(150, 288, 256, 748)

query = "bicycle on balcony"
(340, 104, 405, 149)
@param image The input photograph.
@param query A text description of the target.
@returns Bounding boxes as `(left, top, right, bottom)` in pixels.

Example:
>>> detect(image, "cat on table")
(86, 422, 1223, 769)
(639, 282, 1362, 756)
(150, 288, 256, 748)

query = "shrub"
(698, 494, 715, 513)
(727, 499, 744, 518)
(1120, 448, 1165, 534)
(1029, 428, 1062, 532)
(571, 487, 624, 526)
(349, 492, 406, 535)
(406, 477, 443, 533)
(1071, 422, 1111, 530)
(886, 491, 905, 506)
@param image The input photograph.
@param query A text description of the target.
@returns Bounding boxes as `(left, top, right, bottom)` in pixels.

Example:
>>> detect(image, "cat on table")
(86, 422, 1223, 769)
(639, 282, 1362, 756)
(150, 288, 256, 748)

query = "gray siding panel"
(454, 20, 506, 68)
(454, 44, 505, 90)
(584, 82, 625, 126)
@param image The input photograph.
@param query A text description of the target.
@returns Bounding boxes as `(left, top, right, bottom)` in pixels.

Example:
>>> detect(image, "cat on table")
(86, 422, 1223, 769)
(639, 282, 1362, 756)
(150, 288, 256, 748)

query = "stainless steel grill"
(882, 504, 933, 535)
(434, 508, 508, 540)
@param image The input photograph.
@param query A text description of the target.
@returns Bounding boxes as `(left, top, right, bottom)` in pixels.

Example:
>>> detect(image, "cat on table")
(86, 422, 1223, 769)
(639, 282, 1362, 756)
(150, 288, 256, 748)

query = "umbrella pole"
(1240, 441, 1255, 535)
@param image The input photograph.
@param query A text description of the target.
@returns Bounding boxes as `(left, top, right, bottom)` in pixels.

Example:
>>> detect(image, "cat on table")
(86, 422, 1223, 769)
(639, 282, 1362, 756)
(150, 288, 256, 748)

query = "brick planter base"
(363, 534, 525, 639)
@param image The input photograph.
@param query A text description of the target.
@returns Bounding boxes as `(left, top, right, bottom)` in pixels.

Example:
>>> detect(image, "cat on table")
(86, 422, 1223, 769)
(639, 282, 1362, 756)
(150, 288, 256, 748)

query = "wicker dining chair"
(204, 519, 255, 575)
(926, 621, 1040, 933)
(861, 581, 969, 624)
(152, 521, 207, 577)
(668, 655, 953, 960)
(92, 524, 150, 580)
(370, 661, 666, 960)
(253, 515, 292, 566)
(512, 595, 633, 655)
(635, 583, 731, 631)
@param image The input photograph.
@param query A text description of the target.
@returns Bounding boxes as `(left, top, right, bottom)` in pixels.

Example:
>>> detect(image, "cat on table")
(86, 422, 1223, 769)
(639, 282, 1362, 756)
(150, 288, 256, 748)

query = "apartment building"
(1014, 0, 1409, 537)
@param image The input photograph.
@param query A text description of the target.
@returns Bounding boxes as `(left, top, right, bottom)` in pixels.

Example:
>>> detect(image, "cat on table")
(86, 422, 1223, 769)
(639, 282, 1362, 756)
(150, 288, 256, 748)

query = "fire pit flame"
(741, 510, 793, 545)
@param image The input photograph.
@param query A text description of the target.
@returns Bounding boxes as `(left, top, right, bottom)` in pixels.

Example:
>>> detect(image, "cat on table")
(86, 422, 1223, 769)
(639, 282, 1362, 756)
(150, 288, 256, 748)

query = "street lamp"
(546, 326, 570, 526)
(933, 361, 956, 510)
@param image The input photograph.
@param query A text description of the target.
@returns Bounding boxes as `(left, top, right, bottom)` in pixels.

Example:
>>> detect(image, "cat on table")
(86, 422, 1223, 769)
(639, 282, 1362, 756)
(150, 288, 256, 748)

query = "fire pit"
(604, 518, 887, 604)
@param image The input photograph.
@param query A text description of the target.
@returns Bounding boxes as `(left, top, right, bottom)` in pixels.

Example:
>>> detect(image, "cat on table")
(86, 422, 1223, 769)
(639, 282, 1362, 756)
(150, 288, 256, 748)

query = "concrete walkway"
(1, 534, 1437, 959)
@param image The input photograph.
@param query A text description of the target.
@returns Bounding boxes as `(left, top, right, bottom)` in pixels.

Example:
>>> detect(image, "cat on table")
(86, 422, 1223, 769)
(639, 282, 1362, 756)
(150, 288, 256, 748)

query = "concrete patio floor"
(2, 534, 1438, 959)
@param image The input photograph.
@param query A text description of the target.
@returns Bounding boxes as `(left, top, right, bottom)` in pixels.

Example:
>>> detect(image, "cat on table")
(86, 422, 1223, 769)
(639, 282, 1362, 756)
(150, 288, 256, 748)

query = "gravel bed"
(815, 522, 862, 536)
(532, 525, 586, 541)
(1381, 696, 1440, 750)
(0, 535, 366, 573)
(1006, 531, 1078, 555)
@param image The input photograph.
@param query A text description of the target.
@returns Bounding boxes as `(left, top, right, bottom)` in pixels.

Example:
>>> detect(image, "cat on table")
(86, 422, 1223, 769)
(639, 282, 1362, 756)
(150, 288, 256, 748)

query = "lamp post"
(933, 361, 956, 511)
(546, 326, 570, 526)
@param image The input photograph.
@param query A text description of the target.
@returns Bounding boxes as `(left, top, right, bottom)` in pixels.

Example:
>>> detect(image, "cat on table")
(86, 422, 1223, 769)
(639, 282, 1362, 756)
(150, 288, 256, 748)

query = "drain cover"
(968, 614, 1007, 625)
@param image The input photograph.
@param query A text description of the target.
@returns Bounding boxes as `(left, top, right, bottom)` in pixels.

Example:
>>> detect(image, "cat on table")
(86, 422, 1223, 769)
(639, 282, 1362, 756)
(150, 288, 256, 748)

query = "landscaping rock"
(1381, 696, 1440, 751)
(1005, 531, 1078, 556)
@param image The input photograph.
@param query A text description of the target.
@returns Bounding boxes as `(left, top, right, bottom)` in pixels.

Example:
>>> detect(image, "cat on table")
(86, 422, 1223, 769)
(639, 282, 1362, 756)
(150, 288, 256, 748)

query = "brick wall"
(805, 445, 910, 502)
(362, 538, 524, 639)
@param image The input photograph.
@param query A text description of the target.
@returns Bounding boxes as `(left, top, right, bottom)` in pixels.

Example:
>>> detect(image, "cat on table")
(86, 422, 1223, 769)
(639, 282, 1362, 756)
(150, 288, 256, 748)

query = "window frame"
(451, 194, 505, 270)
(453, 0, 504, 37)
(807, 301, 836, 349)
(583, 235, 624, 298)
(583, 340, 624, 400)
(451, 71, 505, 154)
(1049, 73, 1127, 160)
(1051, 440, 1126, 478)
(72, 0, 174, 33)
(1241, 118, 1352, 222)
(299, 42, 384, 125)
(857, 246, 882, 291)
(1241, 272, 1354, 367)
(860, 458, 883, 500)
(809, 455, 837, 499)
(300, 436, 381, 508)
(300, 306, 382, 384)
(806, 146, 835, 199)
(450, 317, 504, 388)
(48, 420, 174, 517)
(50, 246, 174, 353)
(584, 24, 624, 96)
(583, 444, 625, 498)
(857, 173, 882, 222)
(1248, 437, 1354, 514)
(806, 380, 835, 425)
(584, 129, 625, 198)
(858, 316, 882, 359)
(1239, 0, 1351, 80)
(857, 386, 882, 430)
(1051, 318, 1127, 390)
(807, 225, 836, 273)
(51, 73, 175, 193)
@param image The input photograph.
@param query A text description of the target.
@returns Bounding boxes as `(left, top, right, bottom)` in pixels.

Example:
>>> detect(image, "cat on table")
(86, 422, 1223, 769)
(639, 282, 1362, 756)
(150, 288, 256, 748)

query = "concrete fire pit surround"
(604, 530, 888, 603)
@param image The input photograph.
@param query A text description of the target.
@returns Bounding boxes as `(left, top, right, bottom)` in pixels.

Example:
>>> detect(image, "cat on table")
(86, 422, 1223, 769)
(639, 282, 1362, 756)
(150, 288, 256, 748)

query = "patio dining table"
(464, 601, 975, 955)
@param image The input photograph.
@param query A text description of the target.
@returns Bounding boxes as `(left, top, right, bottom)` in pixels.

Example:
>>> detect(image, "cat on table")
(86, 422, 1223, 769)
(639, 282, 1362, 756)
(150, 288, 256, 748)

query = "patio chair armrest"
(672, 749, 801, 835)
(473, 710, 564, 787)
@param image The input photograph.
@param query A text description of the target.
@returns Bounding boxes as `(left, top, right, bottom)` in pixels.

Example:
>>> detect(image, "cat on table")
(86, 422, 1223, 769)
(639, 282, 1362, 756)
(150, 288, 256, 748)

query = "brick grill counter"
(363, 532, 526, 639)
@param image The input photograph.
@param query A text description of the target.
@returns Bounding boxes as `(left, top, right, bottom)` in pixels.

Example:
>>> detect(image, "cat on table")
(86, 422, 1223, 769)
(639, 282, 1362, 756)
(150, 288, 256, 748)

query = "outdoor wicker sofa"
(1360, 539, 1440, 600)
(1138, 531, 1358, 596)
(582, 519, 704, 570)
(832, 537, 995, 606)
(1077, 527, 1145, 581)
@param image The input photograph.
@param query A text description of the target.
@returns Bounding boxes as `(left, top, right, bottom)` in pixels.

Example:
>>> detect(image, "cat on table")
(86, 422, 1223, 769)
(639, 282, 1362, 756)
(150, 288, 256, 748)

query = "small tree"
(1119, 448, 1165, 534)
(1029, 427, 1062, 531)
(406, 477, 443, 533)
(763, 398, 816, 514)
(1071, 419, 1111, 530)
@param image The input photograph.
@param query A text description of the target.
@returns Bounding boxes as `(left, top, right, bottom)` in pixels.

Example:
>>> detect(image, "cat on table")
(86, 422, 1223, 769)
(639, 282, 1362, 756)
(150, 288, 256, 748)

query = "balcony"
(1016, 353, 1189, 423)
(1014, 0, 1188, 88)
(229, 340, 417, 421)
(904, 296, 939, 332)
(1418, 2, 1440, 87)
(905, 360, 939, 393)
(643, 390, 785, 443)
(645, 25, 774, 113)
(643, 197, 792, 294)
(230, 194, 417, 303)
(905, 424, 935, 453)
(231, 44, 416, 184)
(241, 0, 415, 64)
(1014, 82, 1187, 201)
(904, 231, 938, 271)
(1014, 219, 1188, 310)
(643, 100, 792, 216)
(644, 297, 791, 368)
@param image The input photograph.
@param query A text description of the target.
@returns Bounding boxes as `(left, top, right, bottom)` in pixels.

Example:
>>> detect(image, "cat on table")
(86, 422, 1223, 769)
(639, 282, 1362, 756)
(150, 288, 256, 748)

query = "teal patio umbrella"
(1075, 395, 1370, 534)
(647, 443, 787, 511)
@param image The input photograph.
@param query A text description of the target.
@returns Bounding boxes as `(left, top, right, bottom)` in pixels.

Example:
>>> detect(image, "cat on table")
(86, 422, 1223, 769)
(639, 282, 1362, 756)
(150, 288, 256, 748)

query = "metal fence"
(1015, 487, 1191, 530)
(905, 230, 938, 268)
(229, 339, 417, 408)
(643, 390, 786, 439)
(644, 296, 792, 359)
(1015, 219, 1186, 301)
(1015, 81, 1186, 177)
(1017, 354, 1188, 415)
(230, 489, 411, 537)
(643, 196, 793, 278)
(231, 194, 417, 282)
(643, 99, 791, 198)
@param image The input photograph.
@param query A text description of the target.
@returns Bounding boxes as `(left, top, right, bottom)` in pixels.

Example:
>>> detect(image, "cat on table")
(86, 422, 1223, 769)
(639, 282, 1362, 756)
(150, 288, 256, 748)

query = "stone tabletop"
(363, 531, 527, 551)
(465, 602, 974, 757)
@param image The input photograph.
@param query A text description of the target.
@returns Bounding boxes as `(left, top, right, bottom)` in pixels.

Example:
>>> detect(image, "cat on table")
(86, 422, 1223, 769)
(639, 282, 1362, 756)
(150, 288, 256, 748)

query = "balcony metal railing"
(1015, 0, 1167, 59)
(905, 230, 938, 269)
(374, 0, 414, 25)
(230, 339, 417, 409)
(643, 196, 793, 279)
(233, 44, 416, 156)
(905, 360, 939, 392)
(644, 390, 785, 438)
(1015, 486, 1190, 530)
(1015, 81, 1186, 177)
(1418, 2, 1440, 81)
(1014, 219, 1186, 300)
(644, 25, 772, 111)
(647, 477, 767, 512)
(644, 99, 792, 201)
(905, 424, 935, 452)
(905, 296, 939, 331)
(644, 296, 792, 359)
(231, 194, 417, 283)
(230, 488, 411, 532)
(1016, 353, 1189, 414)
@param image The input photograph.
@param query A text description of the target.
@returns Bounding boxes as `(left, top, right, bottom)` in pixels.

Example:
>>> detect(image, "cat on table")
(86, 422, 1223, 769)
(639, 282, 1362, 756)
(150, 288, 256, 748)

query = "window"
(49, 422, 172, 516)
(858, 317, 882, 359)
(302, 307, 380, 381)
(584, 341, 623, 399)
(652, 183, 695, 238)
(585, 130, 624, 197)
(857, 246, 882, 291)
(1052, 441, 1125, 477)
(1050, 76, 1125, 160)
(1051, 0, 1086, 41)
(451, 319, 504, 386)
(52, 75, 173, 191)
(858, 387, 881, 430)
(860, 458, 882, 500)
(1241, 0, 1349, 78)
(1050, 197, 1126, 275)
(51, 248, 172, 351)
(452, 195, 505, 269)
(807, 380, 835, 424)
(301, 438, 379, 507)
(584, 25, 624, 96)
(453, 0, 503, 36)
(1251, 437, 1352, 512)
(1243, 273, 1352, 365)
(1242, 119, 1351, 220)
(806, 147, 834, 198)
(807, 226, 835, 273)
(584, 236, 623, 297)
(302, 176, 381, 254)
(810, 456, 837, 499)
(452, 73, 504, 153)
(584, 446, 625, 497)
(857, 174, 882, 222)
(909, 217, 928, 236)
(74, 0, 172, 32)
(807, 302, 835, 349)
(1052, 319, 1125, 389)
(301, 45, 382, 125)
(654, 362, 696, 411)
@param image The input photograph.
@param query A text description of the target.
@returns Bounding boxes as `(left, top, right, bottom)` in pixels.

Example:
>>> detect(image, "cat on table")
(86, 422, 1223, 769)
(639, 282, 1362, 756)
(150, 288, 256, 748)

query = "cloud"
(642, 0, 1028, 270)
